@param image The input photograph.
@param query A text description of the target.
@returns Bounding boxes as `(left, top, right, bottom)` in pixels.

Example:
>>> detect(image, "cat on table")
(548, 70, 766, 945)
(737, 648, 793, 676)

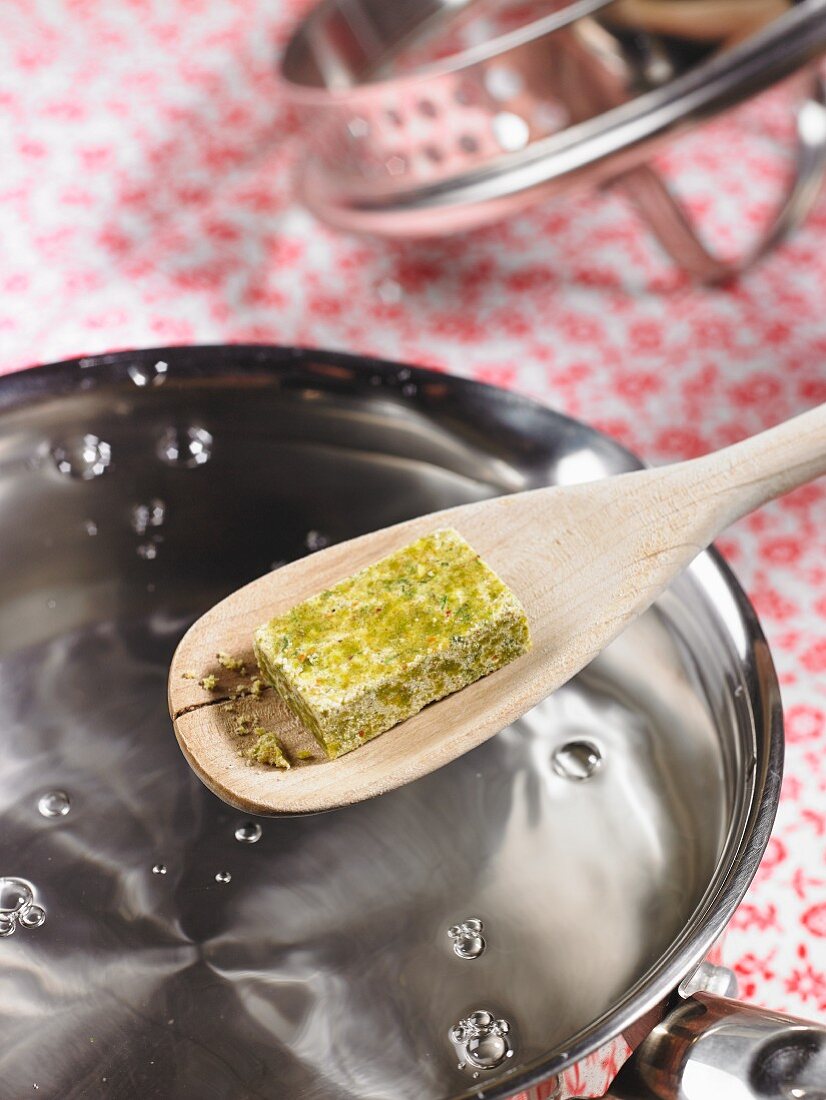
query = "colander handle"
(612, 71, 826, 284)
(601, 991, 826, 1100)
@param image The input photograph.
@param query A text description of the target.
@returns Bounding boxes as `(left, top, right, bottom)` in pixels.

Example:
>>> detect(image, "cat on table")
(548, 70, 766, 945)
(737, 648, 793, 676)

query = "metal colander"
(280, 0, 826, 280)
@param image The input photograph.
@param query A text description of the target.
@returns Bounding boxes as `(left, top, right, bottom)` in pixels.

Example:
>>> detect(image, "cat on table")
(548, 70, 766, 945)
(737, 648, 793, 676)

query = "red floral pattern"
(0, 2, 824, 1095)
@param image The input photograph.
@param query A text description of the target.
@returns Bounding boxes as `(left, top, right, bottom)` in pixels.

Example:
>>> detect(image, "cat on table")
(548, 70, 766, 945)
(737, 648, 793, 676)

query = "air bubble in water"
(552, 740, 602, 781)
(468, 1010, 492, 1029)
(0, 877, 33, 916)
(448, 917, 485, 959)
(467, 1031, 510, 1069)
(157, 426, 212, 468)
(456, 936, 485, 960)
(19, 905, 45, 929)
(52, 434, 112, 480)
(449, 1009, 513, 1071)
(37, 790, 71, 818)
(0, 877, 44, 936)
(234, 822, 262, 845)
(84, 520, 98, 537)
(131, 499, 166, 535)
(401, 382, 418, 397)
(305, 530, 329, 552)
(136, 541, 159, 560)
(215, 871, 232, 884)
(128, 359, 168, 387)
(152, 864, 167, 875)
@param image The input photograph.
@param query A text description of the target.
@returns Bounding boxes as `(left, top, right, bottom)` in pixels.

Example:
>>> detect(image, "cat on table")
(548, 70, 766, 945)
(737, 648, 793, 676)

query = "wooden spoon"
(169, 403, 825, 816)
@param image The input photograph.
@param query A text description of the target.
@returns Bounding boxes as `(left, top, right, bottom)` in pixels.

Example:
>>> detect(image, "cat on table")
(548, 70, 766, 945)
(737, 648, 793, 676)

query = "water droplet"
(136, 541, 159, 560)
(234, 822, 262, 845)
(84, 519, 98, 537)
(131, 499, 166, 535)
(19, 905, 45, 929)
(157, 426, 212, 468)
(127, 359, 168, 387)
(448, 917, 486, 959)
(215, 871, 232, 884)
(552, 740, 602, 781)
(37, 790, 70, 818)
(152, 864, 167, 875)
(305, 530, 329, 552)
(449, 1009, 513, 1072)
(0, 914, 15, 937)
(52, 434, 112, 480)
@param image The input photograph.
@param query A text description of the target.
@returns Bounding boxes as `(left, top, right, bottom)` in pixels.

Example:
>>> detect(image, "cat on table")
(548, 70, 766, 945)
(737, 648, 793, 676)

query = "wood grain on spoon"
(169, 403, 826, 816)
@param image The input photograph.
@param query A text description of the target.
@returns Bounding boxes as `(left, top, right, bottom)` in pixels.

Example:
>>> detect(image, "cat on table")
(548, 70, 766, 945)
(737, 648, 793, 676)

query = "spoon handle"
(684, 401, 826, 536)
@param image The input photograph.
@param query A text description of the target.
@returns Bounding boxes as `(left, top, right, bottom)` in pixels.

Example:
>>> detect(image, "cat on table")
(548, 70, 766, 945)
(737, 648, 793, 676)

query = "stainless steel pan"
(0, 347, 822, 1100)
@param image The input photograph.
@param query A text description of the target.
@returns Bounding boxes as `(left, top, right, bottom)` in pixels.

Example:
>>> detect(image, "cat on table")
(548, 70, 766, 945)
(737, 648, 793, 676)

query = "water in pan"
(0, 610, 723, 1098)
(0, 380, 730, 1099)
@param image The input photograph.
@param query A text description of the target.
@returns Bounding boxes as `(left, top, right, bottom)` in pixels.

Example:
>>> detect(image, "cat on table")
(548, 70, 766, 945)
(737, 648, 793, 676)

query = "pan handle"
(599, 988, 826, 1100)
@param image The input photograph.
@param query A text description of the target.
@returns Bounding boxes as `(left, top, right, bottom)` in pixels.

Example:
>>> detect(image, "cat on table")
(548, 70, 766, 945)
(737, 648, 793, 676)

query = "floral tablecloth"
(1, 0, 824, 1094)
